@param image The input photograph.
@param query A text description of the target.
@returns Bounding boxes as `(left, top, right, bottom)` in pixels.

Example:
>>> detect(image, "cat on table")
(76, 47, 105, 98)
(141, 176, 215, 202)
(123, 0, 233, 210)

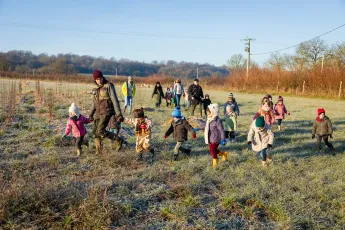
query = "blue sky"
(1, 0, 345, 66)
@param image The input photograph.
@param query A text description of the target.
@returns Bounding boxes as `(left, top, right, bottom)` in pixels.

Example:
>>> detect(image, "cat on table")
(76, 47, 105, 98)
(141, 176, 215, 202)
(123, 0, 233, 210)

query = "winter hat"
(172, 106, 182, 118)
(205, 94, 209, 98)
(278, 96, 283, 101)
(261, 103, 270, 112)
(69, 103, 80, 118)
(318, 108, 325, 115)
(133, 108, 145, 118)
(228, 92, 234, 98)
(208, 103, 220, 119)
(255, 116, 265, 128)
(93, 70, 103, 80)
(265, 94, 272, 99)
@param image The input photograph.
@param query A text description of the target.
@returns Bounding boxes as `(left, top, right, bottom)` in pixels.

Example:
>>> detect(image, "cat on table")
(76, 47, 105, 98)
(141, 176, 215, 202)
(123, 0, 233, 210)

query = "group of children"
(63, 88, 334, 168)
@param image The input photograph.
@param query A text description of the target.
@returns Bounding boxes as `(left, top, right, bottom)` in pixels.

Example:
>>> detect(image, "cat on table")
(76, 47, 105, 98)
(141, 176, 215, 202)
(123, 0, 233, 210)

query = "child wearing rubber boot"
(312, 108, 334, 151)
(274, 96, 290, 131)
(204, 104, 227, 168)
(247, 116, 274, 167)
(224, 105, 237, 144)
(165, 106, 196, 161)
(123, 108, 155, 163)
(63, 103, 92, 156)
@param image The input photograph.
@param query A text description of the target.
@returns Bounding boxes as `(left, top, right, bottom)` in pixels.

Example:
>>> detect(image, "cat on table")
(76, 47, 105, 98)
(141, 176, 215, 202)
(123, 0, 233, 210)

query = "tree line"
(0, 51, 229, 78)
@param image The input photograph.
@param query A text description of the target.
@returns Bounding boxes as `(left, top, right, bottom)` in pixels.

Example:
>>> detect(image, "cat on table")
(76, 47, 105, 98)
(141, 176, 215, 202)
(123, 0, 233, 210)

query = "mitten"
(117, 115, 125, 122)
(192, 133, 196, 139)
(220, 140, 226, 146)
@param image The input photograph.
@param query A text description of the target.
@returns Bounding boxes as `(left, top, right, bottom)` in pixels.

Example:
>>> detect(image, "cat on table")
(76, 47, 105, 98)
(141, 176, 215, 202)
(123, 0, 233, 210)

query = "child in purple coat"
(204, 104, 227, 168)
(63, 103, 92, 156)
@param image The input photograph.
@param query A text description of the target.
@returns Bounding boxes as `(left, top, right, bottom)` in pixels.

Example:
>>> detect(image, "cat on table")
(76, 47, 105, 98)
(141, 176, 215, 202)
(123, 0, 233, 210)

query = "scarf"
(204, 117, 215, 144)
(135, 118, 150, 136)
(316, 117, 323, 123)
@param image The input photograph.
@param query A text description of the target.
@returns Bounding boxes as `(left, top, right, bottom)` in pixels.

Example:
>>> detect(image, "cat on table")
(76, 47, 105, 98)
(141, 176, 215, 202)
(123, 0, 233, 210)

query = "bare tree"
(226, 54, 246, 70)
(265, 53, 286, 70)
(296, 38, 329, 65)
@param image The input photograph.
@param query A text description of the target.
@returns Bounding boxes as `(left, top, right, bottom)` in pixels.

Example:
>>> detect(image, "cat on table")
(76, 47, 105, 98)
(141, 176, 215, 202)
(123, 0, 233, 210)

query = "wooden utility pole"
(242, 38, 255, 79)
(197, 67, 199, 79)
(321, 54, 324, 75)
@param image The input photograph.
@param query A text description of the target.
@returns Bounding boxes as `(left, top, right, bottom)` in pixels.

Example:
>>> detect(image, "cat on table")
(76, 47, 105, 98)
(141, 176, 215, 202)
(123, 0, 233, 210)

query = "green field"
(1, 79, 345, 229)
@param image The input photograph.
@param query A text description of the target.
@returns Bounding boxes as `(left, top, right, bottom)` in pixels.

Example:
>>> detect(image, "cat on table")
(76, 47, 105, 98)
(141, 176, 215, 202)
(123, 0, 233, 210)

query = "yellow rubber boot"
(95, 138, 102, 155)
(219, 151, 228, 162)
(212, 158, 218, 168)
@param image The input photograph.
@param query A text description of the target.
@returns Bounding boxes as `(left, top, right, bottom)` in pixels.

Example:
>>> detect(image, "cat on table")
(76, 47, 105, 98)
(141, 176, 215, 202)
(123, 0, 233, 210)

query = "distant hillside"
(0, 50, 230, 78)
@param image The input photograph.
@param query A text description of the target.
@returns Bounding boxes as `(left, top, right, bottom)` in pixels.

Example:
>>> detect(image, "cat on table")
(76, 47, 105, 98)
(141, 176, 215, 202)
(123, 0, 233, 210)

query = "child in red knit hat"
(312, 108, 334, 151)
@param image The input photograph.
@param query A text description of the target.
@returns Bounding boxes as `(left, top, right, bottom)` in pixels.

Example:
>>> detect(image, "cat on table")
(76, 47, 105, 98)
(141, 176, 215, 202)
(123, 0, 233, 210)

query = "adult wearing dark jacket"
(152, 81, 165, 108)
(188, 79, 204, 117)
(89, 70, 123, 154)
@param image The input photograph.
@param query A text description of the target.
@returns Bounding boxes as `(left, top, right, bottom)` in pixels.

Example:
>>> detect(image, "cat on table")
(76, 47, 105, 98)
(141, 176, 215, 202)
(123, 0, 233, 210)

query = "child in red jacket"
(274, 96, 290, 131)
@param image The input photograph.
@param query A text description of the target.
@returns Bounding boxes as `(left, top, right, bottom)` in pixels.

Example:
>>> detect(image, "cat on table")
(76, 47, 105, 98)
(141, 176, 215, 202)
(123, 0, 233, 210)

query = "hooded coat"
(247, 120, 274, 152)
(205, 104, 225, 144)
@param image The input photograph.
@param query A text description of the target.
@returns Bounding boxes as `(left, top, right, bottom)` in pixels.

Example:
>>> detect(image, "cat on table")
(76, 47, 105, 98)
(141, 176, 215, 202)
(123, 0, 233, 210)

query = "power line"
(1, 21, 286, 45)
(251, 23, 345, 56)
(1, 21, 239, 41)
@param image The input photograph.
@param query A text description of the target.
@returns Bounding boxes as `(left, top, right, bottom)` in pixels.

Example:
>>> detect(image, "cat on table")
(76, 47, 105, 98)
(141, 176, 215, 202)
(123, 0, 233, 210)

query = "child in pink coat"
(63, 103, 92, 156)
(274, 96, 290, 131)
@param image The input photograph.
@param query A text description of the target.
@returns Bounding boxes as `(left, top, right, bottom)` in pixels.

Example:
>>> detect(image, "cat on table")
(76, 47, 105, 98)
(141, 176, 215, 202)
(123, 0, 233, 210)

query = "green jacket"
(312, 116, 333, 136)
(224, 113, 237, 132)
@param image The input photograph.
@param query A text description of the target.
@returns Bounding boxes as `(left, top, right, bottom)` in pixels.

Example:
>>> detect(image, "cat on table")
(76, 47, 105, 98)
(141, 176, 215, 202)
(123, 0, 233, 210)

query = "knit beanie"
(255, 116, 265, 128)
(172, 106, 182, 118)
(133, 108, 145, 118)
(278, 96, 283, 101)
(93, 70, 103, 80)
(318, 108, 325, 115)
(265, 94, 272, 100)
(228, 92, 234, 98)
(68, 103, 80, 118)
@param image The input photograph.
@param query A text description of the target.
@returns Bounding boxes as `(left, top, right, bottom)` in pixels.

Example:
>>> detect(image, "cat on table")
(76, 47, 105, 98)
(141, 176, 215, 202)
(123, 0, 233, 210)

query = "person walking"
(188, 79, 204, 117)
(122, 76, 136, 115)
(89, 70, 124, 154)
(152, 82, 165, 108)
(173, 79, 184, 107)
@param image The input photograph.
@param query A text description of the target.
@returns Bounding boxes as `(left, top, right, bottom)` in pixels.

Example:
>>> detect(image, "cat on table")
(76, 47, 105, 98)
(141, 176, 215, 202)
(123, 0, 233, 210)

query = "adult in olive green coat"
(89, 70, 124, 154)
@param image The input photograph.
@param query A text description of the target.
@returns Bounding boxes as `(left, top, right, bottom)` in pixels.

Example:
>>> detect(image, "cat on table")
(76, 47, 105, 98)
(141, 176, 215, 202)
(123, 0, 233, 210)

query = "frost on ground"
(0, 79, 345, 229)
